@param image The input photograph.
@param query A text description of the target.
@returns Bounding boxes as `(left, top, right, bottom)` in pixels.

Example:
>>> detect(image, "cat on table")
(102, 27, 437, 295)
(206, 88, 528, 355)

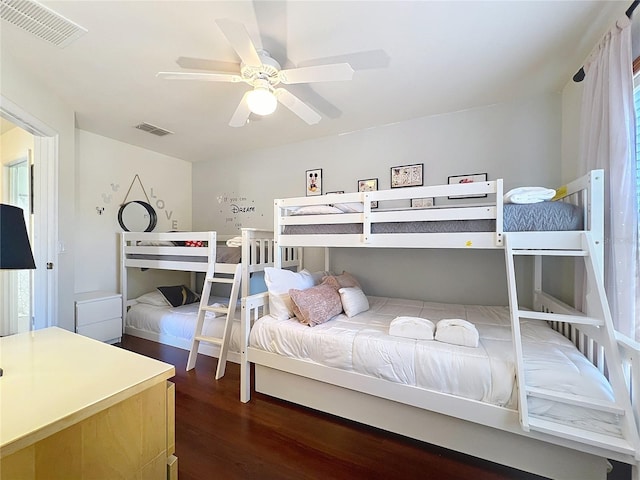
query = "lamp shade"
(246, 82, 277, 116)
(0, 204, 36, 269)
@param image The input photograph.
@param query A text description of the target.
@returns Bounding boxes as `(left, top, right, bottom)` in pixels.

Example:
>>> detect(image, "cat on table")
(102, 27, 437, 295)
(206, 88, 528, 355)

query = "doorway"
(1, 97, 58, 334)
(2, 153, 33, 333)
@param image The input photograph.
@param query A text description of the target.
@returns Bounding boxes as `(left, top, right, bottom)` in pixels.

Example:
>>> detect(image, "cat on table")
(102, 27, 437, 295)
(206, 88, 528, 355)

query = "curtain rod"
(573, 0, 639, 82)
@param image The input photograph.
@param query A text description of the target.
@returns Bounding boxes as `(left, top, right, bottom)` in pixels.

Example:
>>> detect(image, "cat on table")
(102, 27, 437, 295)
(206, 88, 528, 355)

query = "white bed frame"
(240, 170, 640, 480)
(121, 228, 300, 361)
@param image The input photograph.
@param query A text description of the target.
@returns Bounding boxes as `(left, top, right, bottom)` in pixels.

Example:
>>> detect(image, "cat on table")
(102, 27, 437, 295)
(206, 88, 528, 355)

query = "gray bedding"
(127, 245, 241, 263)
(283, 201, 583, 235)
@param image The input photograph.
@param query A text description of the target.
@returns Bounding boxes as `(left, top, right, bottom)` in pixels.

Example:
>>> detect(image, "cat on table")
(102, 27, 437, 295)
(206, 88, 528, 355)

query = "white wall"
(561, 79, 584, 181)
(193, 93, 562, 306)
(75, 130, 193, 297)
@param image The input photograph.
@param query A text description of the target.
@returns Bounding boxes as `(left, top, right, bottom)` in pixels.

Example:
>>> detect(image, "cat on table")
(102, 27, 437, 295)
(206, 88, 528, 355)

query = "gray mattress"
(283, 202, 583, 235)
(127, 245, 241, 264)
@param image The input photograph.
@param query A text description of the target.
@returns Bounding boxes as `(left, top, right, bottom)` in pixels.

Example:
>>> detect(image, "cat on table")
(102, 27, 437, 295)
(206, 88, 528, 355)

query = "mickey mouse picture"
(306, 169, 322, 196)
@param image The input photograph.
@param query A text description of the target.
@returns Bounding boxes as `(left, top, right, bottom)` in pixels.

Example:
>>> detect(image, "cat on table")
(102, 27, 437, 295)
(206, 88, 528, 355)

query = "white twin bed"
(237, 169, 639, 480)
(121, 229, 300, 362)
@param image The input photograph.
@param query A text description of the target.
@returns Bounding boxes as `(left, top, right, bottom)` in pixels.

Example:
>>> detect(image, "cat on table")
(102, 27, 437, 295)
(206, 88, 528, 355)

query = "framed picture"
(326, 190, 345, 195)
(391, 163, 423, 188)
(447, 173, 488, 199)
(306, 169, 322, 196)
(411, 197, 434, 208)
(358, 178, 378, 209)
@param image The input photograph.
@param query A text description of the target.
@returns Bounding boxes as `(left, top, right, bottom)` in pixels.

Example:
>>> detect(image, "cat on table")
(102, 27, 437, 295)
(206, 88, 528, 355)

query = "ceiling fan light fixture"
(247, 85, 277, 116)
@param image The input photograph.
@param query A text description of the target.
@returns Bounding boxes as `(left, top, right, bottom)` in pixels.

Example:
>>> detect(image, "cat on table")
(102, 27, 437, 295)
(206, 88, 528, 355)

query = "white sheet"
(250, 296, 620, 434)
(126, 299, 242, 353)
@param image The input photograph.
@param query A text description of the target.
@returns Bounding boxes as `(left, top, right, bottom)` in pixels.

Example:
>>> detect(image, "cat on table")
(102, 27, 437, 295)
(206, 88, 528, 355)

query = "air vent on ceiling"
(134, 122, 174, 137)
(0, 0, 87, 48)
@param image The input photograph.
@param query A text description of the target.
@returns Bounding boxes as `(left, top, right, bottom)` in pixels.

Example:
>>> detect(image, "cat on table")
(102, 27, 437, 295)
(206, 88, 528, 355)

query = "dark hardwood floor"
(119, 335, 631, 480)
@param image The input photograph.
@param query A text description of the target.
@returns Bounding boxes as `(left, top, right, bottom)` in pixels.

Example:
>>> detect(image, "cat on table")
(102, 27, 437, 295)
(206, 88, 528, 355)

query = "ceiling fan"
(157, 18, 354, 127)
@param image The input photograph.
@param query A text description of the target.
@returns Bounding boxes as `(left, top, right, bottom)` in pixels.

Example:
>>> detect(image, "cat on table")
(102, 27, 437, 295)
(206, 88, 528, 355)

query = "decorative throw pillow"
(338, 287, 369, 317)
(264, 267, 315, 320)
(157, 285, 200, 307)
(289, 284, 343, 327)
(322, 271, 361, 290)
(321, 275, 341, 290)
(135, 290, 170, 307)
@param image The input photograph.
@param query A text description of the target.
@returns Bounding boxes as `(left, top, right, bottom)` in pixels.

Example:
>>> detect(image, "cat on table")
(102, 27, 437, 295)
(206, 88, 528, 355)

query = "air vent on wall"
(0, 0, 87, 48)
(134, 122, 174, 137)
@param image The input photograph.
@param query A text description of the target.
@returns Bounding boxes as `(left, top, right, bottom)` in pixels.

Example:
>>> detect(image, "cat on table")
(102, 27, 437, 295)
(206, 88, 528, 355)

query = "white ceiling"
(0, 1, 626, 163)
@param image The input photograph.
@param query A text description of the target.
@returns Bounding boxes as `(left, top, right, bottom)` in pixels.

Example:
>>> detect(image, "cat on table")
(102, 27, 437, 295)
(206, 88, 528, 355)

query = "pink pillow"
(321, 271, 361, 290)
(289, 284, 343, 327)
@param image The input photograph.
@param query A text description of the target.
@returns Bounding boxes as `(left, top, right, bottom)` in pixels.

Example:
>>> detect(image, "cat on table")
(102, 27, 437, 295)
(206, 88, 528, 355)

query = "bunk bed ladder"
(186, 261, 242, 380)
(504, 232, 640, 459)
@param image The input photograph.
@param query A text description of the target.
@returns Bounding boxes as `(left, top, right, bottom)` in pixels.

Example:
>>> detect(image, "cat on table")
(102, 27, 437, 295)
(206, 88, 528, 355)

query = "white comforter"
(126, 300, 242, 353)
(250, 296, 619, 433)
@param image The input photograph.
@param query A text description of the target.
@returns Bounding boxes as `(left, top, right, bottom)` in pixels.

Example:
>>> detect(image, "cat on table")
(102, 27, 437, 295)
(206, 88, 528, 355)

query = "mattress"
(126, 245, 241, 264)
(250, 296, 619, 435)
(283, 201, 583, 234)
(126, 299, 242, 353)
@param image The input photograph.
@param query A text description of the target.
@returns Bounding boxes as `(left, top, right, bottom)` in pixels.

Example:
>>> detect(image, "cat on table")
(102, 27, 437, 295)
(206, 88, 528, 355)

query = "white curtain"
(579, 16, 639, 341)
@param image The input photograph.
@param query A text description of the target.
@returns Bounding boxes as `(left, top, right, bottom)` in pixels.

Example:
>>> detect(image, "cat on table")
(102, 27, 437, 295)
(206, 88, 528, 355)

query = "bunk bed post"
(363, 192, 372, 244)
(240, 296, 250, 403)
(588, 169, 605, 278)
(274, 200, 283, 269)
(495, 178, 504, 247)
(241, 228, 250, 298)
(120, 233, 127, 330)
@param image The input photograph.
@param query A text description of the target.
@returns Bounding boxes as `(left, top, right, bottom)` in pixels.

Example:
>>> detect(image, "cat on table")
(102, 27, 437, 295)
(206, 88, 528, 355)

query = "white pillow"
(135, 291, 170, 307)
(338, 287, 369, 317)
(291, 205, 343, 215)
(264, 267, 315, 320)
(503, 186, 556, 204)
(333, 202, 364, 213)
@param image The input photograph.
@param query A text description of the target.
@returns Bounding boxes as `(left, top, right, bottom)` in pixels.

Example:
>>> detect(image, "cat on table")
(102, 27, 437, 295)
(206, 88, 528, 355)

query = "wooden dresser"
(0, 327, 177, 479)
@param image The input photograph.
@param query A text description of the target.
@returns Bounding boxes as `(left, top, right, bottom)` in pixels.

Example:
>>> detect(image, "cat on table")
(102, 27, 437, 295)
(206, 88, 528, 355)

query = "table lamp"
(1, 203, 37, 377)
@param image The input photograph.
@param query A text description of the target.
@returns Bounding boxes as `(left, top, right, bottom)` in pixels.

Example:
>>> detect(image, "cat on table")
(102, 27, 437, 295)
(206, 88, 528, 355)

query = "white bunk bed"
(121, 228, 300, 368)
(239, 170, 640, 480)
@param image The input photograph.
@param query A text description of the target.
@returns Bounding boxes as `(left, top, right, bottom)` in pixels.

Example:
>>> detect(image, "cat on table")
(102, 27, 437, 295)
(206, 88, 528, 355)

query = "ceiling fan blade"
(279, 63, 354, 84)
(297, 49, 391, 71)
(215, 18, 263, 68)
(176, 56, 240, 73)
(229, 92, 252, 127)
(157, 71, 242, 83)
(253, 0, 287, 67)
(274, 88, 321, 125)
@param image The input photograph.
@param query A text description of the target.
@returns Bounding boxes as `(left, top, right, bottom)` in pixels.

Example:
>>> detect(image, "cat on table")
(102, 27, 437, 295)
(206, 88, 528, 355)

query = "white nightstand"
(74, 291, 122, 344)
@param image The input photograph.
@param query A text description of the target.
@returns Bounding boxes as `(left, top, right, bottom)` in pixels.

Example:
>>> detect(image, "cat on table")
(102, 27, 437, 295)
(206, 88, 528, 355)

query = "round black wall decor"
(117, 200, 157, 232)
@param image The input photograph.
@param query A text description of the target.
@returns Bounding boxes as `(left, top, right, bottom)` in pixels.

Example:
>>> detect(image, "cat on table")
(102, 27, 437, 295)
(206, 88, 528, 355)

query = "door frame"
(1, 95, 58, 330)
